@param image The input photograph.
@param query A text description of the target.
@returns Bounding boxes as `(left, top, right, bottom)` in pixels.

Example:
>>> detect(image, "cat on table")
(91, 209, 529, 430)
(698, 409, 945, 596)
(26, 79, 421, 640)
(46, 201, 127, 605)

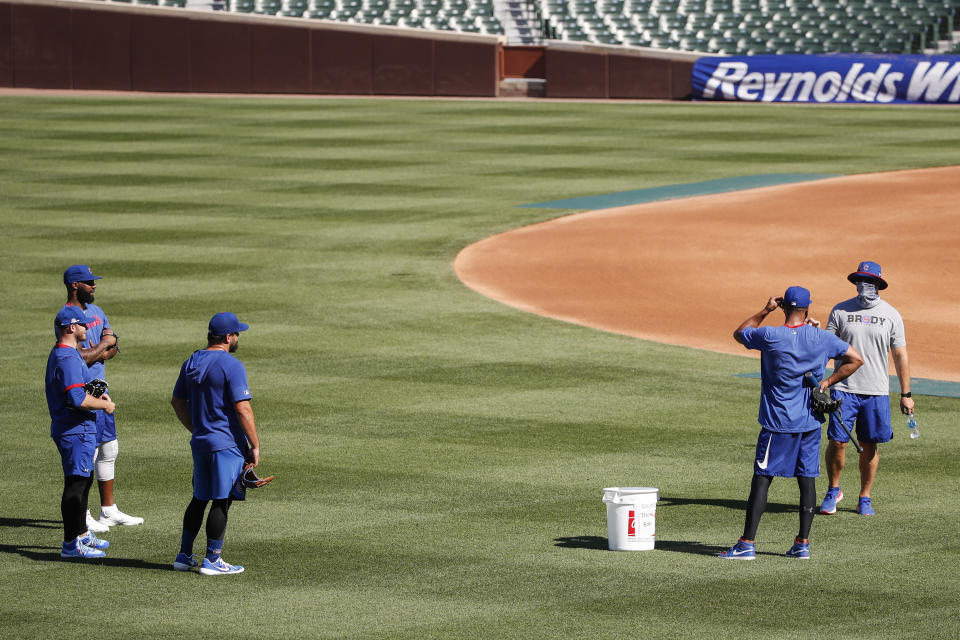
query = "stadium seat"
(158, 0, 954, 56)
(281, 0, 308, 15)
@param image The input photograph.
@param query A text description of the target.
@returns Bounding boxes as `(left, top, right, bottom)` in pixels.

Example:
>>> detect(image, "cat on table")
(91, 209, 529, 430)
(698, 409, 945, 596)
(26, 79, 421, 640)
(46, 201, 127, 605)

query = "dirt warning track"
(455, 166, 960, 382)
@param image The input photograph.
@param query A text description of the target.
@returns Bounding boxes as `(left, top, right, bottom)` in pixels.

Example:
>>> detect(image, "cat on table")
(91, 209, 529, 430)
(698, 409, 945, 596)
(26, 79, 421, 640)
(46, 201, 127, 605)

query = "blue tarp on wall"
(692, 54, 960, 103)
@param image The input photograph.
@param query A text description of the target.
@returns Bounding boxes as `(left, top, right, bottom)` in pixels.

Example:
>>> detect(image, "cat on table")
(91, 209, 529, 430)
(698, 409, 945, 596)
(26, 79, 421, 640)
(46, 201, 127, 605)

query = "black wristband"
(901, 392, 912, 398)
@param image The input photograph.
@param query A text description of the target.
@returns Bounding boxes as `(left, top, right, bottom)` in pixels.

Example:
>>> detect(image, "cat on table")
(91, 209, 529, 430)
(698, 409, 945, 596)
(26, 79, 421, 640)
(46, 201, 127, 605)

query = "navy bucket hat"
(847, 260, 888, 290)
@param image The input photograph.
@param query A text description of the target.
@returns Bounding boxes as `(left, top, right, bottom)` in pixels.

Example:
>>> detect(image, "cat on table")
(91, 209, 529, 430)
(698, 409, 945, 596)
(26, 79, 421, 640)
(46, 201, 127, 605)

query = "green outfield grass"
(1, 96, 958, 639)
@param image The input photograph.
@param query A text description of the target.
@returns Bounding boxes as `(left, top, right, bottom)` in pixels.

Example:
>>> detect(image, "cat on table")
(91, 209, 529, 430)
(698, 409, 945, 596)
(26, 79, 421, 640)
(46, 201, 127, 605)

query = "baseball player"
(47, 306, 115, 559)
(819, 261, 913, 516)
(170, 312, 261, 575)
(60, 265, 143, 530)
(720, 287, 863, 560)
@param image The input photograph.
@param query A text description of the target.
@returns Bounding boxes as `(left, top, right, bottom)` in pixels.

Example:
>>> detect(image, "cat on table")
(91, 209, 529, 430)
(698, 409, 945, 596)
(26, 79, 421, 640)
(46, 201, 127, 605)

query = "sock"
(180, 529, 200, 557)
(206, 538, 224, 562)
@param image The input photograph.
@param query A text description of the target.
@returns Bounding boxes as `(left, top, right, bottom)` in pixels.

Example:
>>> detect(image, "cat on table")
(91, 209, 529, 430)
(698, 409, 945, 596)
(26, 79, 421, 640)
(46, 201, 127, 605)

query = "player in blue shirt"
(719, 287, 863, 560)
(60, 265, 143, 531)
(47, 306, 117, 559)
(170, 312, 262, 575)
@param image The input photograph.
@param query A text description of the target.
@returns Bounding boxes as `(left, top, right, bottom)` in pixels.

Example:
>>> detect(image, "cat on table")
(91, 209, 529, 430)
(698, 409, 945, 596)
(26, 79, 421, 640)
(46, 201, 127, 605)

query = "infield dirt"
(456, 165, 960, 382)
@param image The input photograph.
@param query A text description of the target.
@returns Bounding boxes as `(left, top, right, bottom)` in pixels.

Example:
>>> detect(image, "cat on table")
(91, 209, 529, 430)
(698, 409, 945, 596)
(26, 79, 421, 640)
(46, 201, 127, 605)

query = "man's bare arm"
(820, 345, 865, 390)
(235, 400, 260, 468)
(78, 332, 118, 366)
(171, 396, 193, 433)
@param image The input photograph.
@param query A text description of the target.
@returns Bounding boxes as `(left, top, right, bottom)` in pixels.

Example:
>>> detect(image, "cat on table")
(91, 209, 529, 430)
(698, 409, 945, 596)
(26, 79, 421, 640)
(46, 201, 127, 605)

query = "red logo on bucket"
(627, 510, 636, 537)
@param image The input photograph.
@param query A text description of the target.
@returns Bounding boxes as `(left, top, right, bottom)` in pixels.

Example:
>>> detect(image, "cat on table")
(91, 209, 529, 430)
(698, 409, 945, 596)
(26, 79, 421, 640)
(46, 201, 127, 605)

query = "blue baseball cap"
(848, 260, 888, 290)
(63, 265, 102, 284)
(55, 305, 89, 328)
(782, 286, 811, 309)
(208, 312, 249, 335)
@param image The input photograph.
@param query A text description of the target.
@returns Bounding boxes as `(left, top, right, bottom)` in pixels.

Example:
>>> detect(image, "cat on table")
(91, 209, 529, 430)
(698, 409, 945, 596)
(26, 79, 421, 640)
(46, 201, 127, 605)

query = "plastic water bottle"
(907, 413, 919, 439)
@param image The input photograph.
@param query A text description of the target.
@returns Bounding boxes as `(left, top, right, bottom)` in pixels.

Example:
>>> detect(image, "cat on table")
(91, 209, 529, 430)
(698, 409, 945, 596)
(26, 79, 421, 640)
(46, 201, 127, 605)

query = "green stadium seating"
(130, 0, 957, 56)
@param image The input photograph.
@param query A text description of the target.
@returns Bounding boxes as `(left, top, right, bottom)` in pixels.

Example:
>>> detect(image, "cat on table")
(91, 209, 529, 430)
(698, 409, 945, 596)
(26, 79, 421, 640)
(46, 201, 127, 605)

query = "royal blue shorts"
(95, 410, 117, 445)
(54, 432, 97, 477)
(754, 428, 821, 478)
(828, 391, 893, 444)
(192, 446, 246, 501)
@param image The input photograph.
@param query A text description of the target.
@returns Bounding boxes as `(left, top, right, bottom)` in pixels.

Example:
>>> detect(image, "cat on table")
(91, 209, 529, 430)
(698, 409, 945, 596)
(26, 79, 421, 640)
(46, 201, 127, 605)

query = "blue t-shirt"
(45, 344, 96, 438)
(173, 350, 253, 454)
(739, 324, 850, 433)
(53, 303, 111, 380)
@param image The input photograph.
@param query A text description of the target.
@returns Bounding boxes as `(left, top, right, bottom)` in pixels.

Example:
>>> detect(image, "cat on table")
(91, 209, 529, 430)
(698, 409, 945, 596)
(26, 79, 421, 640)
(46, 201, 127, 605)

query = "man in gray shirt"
(819, 261, 914, 516)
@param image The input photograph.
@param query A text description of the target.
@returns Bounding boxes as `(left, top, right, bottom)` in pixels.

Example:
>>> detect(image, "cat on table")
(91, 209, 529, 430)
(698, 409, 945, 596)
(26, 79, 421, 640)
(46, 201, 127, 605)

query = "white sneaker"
(99, 505, 144, 526)
(86, 509, 110, 533)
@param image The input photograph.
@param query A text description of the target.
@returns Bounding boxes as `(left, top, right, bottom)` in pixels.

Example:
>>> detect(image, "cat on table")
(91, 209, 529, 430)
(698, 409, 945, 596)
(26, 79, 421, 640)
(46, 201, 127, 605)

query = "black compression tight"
(797, 476, 816, 540)
(62, 474, 94, 542)
(182, 497, 233, 542)
(742, 474, 818, 541)
(742, 474, 772, 541)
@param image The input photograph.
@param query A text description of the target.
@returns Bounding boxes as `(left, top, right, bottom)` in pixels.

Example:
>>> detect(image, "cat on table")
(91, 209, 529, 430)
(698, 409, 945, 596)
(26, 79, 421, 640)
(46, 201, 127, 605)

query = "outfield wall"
(0, 0, 698, 98)
(0, 0, 501, 95)
(544, 42, 700, 99)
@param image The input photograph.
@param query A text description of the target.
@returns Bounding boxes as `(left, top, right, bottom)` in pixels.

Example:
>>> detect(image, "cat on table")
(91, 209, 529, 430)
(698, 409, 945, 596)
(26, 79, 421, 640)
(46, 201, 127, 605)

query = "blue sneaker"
(61, 538, 106, 559)
(857, 496, 875, 516)
(785, 539, 811, 559)
(173, 553, 199, 572)
(199, 557, 244, 576)
(820, 487, 844, 514)
(718, 538, 756, 560)
(80, 530, 110, 550)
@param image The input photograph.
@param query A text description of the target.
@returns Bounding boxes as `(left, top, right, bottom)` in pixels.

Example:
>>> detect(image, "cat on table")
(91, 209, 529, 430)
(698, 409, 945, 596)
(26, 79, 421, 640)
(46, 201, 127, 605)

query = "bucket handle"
(603, 493, 658, 505)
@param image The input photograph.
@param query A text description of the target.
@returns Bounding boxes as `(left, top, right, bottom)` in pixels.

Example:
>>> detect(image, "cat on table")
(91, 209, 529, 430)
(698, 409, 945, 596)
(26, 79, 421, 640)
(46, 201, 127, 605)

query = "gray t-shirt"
(827, 297, 906, 396)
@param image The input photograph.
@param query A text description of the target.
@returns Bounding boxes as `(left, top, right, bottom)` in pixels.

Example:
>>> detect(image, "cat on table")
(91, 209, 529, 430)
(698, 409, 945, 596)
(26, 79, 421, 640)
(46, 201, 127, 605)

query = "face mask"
(856, 281, 880, 308)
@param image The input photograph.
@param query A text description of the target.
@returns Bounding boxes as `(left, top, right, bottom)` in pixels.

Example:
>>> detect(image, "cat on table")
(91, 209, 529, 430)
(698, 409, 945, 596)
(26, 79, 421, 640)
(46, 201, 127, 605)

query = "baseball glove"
(241, 463, 274, 488)
(102, 329, 119, 353)
(810, 387, 841, 422)
(84, 378, 109, 398)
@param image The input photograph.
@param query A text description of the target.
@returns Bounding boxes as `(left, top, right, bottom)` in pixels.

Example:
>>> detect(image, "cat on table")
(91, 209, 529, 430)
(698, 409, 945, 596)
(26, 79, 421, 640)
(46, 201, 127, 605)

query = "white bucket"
(602, 487, 658, 551)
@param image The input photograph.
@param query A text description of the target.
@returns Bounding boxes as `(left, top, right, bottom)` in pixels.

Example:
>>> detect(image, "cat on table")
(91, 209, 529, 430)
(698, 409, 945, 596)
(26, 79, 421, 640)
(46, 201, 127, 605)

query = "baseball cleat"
(857, 497, 875, 516)
(79, 530, 110, 550)
(718, 538, 756, 560)
(86, 509, 110, 533)
(199, 557, 244, 576)
(785, 539, 811, 559)
(173, 553, 199, 572)
(820, 487, 843, 514)
(61, 538, 106, 559)
(98, 505, 144, 526)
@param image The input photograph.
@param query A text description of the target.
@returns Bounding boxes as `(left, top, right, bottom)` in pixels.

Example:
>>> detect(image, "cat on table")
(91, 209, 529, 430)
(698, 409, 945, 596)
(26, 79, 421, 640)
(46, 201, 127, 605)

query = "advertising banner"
(691, 54, 960, 104)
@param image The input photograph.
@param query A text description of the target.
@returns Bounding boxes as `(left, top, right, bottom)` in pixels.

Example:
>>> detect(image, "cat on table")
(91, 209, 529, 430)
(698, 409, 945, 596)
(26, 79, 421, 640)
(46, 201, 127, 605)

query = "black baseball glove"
(810, 387, 841, 422)
(84, 378, 109, 398)
(102, 329, 119, 353)
(241, 463, 274, 488)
